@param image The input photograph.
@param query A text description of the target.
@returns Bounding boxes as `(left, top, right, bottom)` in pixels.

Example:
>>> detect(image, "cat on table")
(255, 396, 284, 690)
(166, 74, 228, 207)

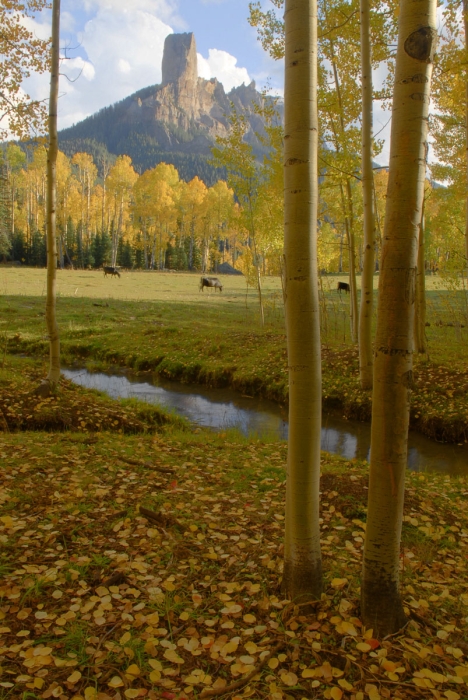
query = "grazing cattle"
(337, 281, 350, 294)
(199, 276, 223, 293)
(103, 266, 120, 278)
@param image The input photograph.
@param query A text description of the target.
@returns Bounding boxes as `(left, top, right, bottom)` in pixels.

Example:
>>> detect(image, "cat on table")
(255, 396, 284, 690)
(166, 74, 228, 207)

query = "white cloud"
(117, 59, 131, 75)
(22, 2, 175, 129)
(65, 56, 95, 82)
(197, 48, 251, 93)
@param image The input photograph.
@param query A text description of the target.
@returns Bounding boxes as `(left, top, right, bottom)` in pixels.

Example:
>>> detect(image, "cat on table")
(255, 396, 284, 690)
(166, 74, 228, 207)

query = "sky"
(21, 0, 392, 164)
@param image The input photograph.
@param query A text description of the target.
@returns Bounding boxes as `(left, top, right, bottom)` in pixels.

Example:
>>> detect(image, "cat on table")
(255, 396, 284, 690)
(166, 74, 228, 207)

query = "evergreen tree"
(192, 241, 202, 271)
(175, 243, 188, 270)
(76, 227, 83, 269)
(91, 233, 102, 268)
(0, 231, 9, 261)
(165, 241, 175, 269)
(10, 231, 26, 262)
(101, 230, 112, 265)
(134, 232, 144, 269)
(83, 243, 95, 269)
(30, 229, 46, 266)
(120, 241, 134, 269)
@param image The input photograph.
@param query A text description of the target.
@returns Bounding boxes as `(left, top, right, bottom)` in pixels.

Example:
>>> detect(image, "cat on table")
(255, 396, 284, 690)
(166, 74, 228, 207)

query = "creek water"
(62, 368, 468, 476)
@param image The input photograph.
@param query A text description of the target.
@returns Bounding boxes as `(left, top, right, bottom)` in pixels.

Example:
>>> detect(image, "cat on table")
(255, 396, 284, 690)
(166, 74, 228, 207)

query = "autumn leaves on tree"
(0, 1, 50, 140)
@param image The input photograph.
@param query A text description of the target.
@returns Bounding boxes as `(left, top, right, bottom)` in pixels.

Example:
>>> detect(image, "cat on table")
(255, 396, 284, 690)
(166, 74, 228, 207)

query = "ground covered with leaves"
(0, 361, 185, 435)
(0, 423, 467, 700)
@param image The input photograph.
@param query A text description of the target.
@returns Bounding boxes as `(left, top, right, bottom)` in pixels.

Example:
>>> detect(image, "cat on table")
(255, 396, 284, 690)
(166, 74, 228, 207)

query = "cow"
(103, 266, 121, 278)
(337, 281, 350, 294)
(199, 276, 223, 292)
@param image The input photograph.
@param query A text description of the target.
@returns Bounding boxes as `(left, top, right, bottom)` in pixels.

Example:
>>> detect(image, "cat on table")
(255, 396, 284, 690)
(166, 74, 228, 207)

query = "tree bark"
(282, 0, 322, 601)
(464, 0, 468, 277)
(359, 0, 375, 389)
(345, 180, 359, 344)
(361, 0, 436, 636)
(414, 202, 427, 353)
(41, 0, 61, 393)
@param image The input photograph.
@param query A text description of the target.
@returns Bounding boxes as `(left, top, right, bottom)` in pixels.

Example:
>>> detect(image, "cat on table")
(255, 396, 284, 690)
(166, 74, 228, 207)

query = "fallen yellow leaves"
(331, 577, 348, 589)
(0, 430, 467, 700)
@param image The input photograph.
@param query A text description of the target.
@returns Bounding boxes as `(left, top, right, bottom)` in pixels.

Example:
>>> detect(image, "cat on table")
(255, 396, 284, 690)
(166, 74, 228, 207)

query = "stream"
(62, 368, 468, 476)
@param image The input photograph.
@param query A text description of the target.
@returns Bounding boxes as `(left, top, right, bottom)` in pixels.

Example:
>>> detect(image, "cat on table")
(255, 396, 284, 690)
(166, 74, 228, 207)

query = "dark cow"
(199, 276, 223, 292)
(103, 266, 120, 278)
(337, 281, 350, 294)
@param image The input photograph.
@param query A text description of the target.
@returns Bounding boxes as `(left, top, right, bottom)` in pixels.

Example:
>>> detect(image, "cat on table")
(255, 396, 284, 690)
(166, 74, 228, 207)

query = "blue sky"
(23, 0, 283, 131)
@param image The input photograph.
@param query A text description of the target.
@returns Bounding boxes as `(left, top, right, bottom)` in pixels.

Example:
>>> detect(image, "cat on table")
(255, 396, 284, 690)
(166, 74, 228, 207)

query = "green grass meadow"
(1, 267, 468, 442)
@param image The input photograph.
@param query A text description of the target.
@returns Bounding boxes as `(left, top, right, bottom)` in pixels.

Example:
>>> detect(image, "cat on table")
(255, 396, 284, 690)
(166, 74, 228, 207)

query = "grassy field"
(0, 268, 467, 443)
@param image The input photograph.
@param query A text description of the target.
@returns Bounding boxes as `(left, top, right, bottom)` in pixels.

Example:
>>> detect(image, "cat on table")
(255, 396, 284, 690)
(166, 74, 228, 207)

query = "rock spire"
(161, 32, 198, 87)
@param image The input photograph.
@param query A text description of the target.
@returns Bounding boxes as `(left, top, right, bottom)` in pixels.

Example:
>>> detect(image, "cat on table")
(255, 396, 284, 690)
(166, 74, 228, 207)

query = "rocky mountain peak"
(161, 32, 198, 88)
(58, 33, 280, 184)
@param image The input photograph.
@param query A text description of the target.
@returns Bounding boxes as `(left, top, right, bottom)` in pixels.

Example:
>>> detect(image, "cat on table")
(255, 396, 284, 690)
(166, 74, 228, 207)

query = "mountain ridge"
(58, 32, 276, 184)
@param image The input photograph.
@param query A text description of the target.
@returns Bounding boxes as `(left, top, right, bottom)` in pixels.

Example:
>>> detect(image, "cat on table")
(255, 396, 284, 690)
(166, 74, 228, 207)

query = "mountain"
(58, 33, 276, 184)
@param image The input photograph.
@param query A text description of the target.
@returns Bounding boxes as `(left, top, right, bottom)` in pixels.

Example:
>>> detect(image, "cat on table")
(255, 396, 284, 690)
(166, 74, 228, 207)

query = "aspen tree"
(361, 0, 436, 635)
(431, 0, 468, 276)
(282, 0, 322, 600)
(358, 0, 375, 388)
(212, 112, 265, 325)
(414, 199, 427, 352)
(36, 0, 61, 396)
(0, 0, 49, 139)
(465, 0, 468, 276)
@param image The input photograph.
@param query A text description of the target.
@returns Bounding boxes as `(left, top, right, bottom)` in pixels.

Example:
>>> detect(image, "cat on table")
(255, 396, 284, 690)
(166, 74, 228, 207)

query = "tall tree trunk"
(282, 0, 322, 601)
(414, 201, 427, 352)
(340, 183, 358, 342)
(464, 0, 468, 278)
(37, 0, 60, 395)
(248, 199, 265, 327)
(359, 0, 375, 389)
(361, 0, 436, 636)
(345, 180, 359, 343)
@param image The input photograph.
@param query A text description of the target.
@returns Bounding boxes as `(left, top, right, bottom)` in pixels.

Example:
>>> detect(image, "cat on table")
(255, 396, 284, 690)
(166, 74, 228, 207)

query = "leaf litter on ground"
(0, 416, 467, 700)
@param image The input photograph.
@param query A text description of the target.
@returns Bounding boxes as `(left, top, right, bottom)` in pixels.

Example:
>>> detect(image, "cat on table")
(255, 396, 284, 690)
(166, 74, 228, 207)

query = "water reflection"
(62, 368, 468, 476)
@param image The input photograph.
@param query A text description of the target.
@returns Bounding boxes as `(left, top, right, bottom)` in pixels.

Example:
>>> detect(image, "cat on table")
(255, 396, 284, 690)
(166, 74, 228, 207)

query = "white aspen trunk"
(248, 198, 265, 327)
(42, 0, 61, 392)
(252, 235, 265, 327)
(340, 183, 358, 342)
(414, 203, 427, 353)
(346, 181, 359, 344)
(113, 196, 123, 267)
(143, 223, 149, 269)
(11, 179, 15, 234)
(283, 0, 322, 601)
(359, 0, 375, 389)
(86, 171, 90, 248)
(361, 0, 436, 635)
(464, 0, 468, 278)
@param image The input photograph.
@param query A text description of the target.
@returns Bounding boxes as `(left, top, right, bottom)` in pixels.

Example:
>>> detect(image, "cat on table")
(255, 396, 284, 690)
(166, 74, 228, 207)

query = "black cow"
(103, 266, 120, 278)
(337, 281, 350, 294)
(199, 276, 223, 292)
